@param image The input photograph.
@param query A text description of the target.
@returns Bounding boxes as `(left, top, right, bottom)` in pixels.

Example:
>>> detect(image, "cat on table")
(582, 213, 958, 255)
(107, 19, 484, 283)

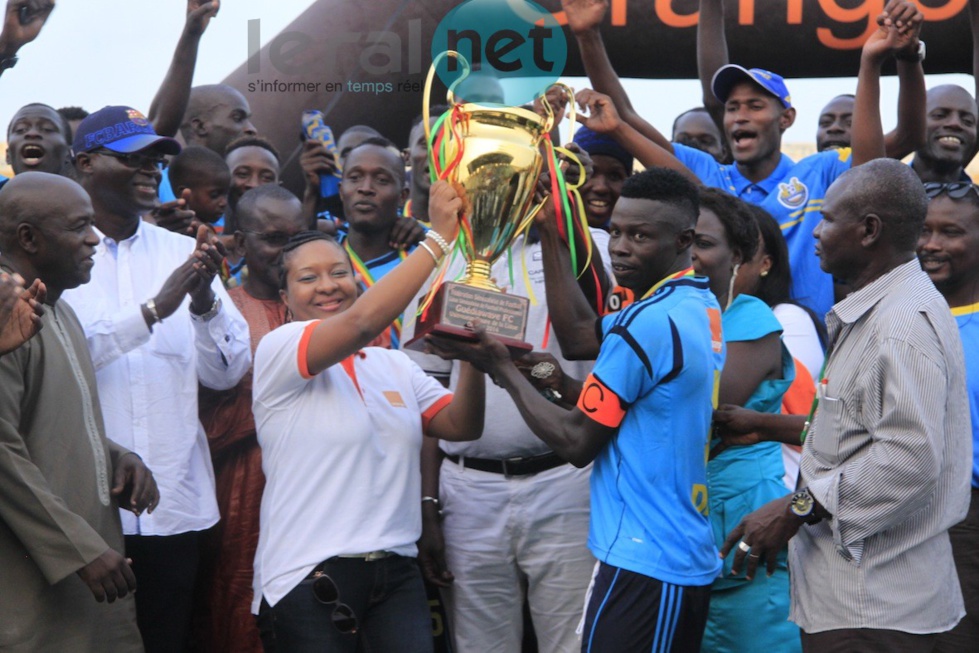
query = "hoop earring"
(726, 263, 740, 311)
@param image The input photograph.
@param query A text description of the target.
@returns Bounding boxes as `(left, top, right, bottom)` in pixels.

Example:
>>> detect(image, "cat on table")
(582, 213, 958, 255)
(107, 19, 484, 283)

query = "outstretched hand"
(0, 275, 45, 355)
(561, 0, 608, 35)
(0, 0, 55, 54)
(863, 0, 922, 64)
(575, 89, 622, 135)
(186, 0, 219, 37)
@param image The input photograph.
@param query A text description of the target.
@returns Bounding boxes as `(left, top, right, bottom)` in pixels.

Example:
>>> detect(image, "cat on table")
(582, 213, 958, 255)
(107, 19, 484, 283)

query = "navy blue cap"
(72, 106, 181, 155)
(711, 65, 792, 109)
(573, 125, 634, 174)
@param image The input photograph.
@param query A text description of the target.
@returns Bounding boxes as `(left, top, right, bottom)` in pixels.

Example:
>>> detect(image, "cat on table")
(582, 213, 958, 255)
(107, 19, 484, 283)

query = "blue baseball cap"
(711, 65, 792, 109)
(72, 106, 181, 155)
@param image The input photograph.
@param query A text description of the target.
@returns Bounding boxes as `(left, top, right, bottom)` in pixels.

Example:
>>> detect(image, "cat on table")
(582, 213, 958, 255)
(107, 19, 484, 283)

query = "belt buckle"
(501, 456, 525, 478)
(364, 551, 389, 562)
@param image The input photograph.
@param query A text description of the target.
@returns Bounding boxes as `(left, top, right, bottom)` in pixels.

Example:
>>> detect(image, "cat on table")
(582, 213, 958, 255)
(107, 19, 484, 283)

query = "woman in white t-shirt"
(251, 182, 484, 652)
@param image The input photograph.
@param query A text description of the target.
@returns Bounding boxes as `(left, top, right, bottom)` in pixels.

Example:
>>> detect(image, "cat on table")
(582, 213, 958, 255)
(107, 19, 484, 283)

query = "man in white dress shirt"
(63, 106, 251, 652)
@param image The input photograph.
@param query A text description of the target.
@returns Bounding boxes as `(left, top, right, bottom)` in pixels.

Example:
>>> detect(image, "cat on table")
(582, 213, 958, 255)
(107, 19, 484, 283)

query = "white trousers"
(439, 458, 595, 653)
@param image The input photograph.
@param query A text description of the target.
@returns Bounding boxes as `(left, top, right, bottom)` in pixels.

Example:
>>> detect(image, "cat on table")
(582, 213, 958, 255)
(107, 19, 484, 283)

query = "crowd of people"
(1, 0, 978, 652)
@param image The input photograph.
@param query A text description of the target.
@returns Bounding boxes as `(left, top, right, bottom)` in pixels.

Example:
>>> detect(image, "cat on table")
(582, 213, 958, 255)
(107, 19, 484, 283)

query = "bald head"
(834, 159, 929, 252)
(0, 173, 89, 246)
(0, 172, 97, 297)
(181, 84, 257, 154)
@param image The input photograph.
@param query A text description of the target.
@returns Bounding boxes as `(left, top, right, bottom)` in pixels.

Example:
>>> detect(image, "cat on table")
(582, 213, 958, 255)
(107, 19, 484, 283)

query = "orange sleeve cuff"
(422, 394, 453, 433)
(577, 373, 626, 428)
(297, 320, 323, 379)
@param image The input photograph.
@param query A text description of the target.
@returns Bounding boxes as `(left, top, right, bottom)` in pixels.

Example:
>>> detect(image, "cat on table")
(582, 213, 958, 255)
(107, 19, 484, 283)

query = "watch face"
(790, 491, 814, 517)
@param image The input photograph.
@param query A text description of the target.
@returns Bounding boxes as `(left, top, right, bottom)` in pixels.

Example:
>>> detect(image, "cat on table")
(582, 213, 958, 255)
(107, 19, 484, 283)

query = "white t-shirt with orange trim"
(250, 319, 453, 610)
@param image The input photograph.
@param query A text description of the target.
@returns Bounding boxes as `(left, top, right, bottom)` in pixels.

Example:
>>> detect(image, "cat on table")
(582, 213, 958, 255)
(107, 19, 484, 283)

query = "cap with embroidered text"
(72, 106, 181, 156)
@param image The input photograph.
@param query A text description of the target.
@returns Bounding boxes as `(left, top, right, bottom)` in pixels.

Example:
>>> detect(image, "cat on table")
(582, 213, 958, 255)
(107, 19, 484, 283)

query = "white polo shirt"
(251, 320, 453, 610)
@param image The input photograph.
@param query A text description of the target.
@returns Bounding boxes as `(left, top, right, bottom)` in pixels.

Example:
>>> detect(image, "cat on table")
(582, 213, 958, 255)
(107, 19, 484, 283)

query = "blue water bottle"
(301, 110, 341, 198)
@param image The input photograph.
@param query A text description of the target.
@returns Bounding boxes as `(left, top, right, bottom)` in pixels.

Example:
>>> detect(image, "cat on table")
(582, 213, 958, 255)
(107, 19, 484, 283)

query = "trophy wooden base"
(405, 282, 533, 357)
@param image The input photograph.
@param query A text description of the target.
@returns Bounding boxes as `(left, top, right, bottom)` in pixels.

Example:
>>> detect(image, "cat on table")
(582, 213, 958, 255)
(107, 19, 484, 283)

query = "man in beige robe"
(0, 172, 158, 652)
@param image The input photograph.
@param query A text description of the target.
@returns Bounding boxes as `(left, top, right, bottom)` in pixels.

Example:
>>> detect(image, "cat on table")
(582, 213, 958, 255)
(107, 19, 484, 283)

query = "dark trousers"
(257, 555, 433, 653)
(125, 531, 201, 653)
(936, 487, 979, 653)
(801, 629, 938, 653)
(580, 562, 711, 653)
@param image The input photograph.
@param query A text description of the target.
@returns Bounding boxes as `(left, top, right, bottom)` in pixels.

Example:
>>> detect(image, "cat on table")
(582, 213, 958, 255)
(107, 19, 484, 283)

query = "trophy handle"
(537, 82, 576, 142)
(423, 50, 472, 155)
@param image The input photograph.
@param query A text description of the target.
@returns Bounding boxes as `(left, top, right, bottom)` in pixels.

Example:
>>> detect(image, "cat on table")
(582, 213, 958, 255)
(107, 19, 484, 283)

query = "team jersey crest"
(777, 176, 809, 209)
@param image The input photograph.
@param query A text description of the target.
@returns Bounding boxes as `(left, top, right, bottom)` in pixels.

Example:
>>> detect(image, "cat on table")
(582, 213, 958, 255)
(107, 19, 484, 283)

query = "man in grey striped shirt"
(721, 159, 972, 652)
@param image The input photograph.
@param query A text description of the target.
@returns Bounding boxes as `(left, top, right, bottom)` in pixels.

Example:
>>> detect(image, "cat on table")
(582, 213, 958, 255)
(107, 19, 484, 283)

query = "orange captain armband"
(577, 373, 627, 428)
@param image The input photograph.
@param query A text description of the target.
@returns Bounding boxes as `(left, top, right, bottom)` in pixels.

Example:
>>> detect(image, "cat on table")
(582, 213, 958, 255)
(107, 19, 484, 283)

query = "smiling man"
(918, 181, 979, 651)
(909, 85, 978, 183)
(62, 106, 251, 652)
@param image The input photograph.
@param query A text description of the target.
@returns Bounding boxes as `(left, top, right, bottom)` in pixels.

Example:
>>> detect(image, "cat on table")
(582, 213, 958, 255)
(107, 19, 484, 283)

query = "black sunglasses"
(95, 149, 169, 170)
(923, 182, 979, 201)
(311, 572, 358, 634)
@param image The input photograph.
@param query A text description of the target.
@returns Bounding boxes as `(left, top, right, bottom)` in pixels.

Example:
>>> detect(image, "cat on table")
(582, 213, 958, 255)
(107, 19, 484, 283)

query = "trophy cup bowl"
(406, 102, 550, 356)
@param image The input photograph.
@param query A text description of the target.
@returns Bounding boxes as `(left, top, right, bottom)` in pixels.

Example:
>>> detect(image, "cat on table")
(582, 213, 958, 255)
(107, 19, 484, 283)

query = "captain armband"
(576, 374, 627, 428)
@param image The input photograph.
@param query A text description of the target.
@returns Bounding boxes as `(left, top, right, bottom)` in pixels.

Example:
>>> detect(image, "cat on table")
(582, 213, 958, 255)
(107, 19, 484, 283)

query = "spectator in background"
(672, 107, 727, 162)
(337, 124, 382, 168)
(63, 106, 251, 652)
(196, 184, 307, 653)
(918, 181, 979, 651)
(58, 106, 89, 137)
(572, 125, 632, 229)
(6, 102, 73, 177)
(166, 145, 231, 231)
(335, 138, 411, 348)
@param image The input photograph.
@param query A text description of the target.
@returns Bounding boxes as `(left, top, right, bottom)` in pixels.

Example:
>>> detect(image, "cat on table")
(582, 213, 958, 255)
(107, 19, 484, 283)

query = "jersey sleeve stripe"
(297, 320, 323, 379)
(608, 325, 653, 377)
(660, 317, 684, 385)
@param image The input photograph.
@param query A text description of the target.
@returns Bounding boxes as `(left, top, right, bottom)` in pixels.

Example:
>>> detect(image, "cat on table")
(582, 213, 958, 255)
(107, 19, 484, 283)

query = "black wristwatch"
(789, 487, 823, 525)
(895, 40, 926, 63)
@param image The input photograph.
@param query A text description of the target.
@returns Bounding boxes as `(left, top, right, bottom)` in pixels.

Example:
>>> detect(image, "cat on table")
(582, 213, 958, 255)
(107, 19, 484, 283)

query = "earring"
(760, 270, 769, 277)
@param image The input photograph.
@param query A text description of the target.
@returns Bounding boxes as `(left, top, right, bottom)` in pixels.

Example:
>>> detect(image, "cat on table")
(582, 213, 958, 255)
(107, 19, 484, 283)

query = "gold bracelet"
(426, 230, 451, 257)
(419, 240, 443, 266)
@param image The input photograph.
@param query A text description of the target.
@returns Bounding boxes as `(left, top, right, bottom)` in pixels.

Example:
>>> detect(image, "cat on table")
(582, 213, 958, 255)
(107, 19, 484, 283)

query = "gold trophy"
(406, 53, 566, 355)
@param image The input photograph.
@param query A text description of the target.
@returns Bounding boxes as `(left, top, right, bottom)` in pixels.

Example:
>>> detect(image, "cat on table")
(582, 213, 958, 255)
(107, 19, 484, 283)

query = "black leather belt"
(446, 452, 566, 477)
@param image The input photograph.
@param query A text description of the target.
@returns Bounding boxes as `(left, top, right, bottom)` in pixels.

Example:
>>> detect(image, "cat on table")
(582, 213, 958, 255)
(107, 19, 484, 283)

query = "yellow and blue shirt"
(953, 302, 979, 489)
